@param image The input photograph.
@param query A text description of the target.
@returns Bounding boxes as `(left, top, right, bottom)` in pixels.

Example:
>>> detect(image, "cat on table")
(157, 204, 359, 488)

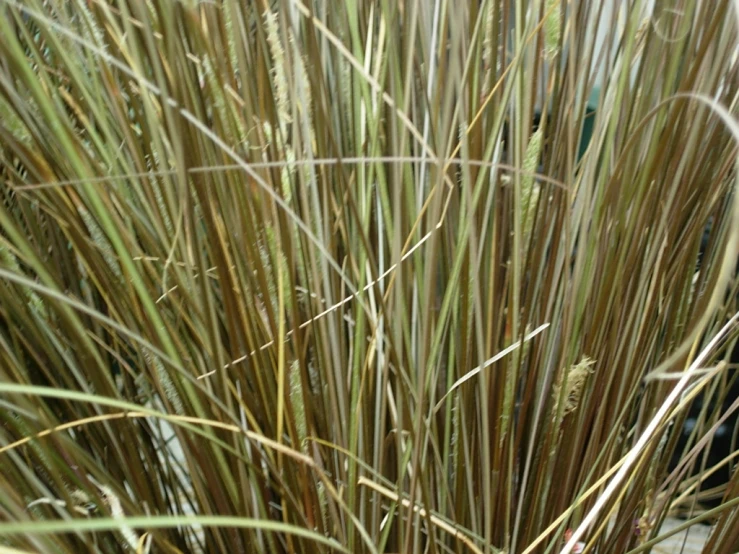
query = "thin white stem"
(560, 311, 739, 554)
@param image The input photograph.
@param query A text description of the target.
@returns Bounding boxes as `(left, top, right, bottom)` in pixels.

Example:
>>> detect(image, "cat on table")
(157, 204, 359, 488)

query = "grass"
(0, 0, 738, 552)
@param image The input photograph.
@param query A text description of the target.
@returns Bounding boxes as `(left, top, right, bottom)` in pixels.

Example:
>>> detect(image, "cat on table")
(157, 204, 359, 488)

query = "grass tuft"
(0, 1, 738, 553)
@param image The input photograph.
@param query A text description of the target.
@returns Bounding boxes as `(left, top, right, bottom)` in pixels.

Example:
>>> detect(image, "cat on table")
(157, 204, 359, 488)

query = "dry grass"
(0, 1, 738, 553)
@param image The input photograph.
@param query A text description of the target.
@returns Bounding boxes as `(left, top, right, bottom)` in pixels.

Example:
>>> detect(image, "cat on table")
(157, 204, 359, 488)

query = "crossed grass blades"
(0, 1, 738, 553)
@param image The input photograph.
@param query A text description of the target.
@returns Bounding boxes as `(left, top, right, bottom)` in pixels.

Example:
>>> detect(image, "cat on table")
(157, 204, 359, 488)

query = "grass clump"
(0, 1, 738, 553)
